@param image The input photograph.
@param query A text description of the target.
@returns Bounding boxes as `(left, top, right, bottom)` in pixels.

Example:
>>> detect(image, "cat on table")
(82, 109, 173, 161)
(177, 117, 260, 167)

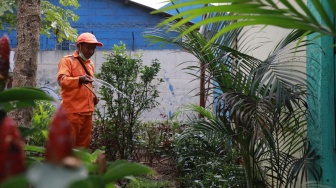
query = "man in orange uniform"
(57, 33, 103, 148)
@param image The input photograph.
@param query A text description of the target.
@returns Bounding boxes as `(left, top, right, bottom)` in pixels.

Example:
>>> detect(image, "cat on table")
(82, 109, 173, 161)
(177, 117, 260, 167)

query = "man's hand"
(94, 96, 99, 105)
(79, 75, 94, 84)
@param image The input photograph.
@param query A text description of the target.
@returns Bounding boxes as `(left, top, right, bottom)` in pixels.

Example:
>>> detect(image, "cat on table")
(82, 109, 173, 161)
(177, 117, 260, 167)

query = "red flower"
(0, 35, 10, 83)
(45, 106, 73, 164)
(0, 116, 26, 182)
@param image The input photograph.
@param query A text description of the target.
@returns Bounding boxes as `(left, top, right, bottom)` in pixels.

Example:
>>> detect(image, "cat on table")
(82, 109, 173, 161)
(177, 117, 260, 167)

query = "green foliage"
(133, 119, 180, 164)
(0, 0, 14, 15)
(30, 100, 56, 146)
(92, 42, 163, 160)
(175, 126, 246, 188)
(153, 0, 336, 49)
(103, 160, 154, 183)
(126, 177, 172, 188)
(0, 87, 54, 113)
(0, 0, 79, 42)
(0, 175, 30, 188)
(41, 0, 79, 42)
(68, 159, 154, 188)
(0, 0, 16, 32)
(11, 137, 155, 188)
(147, 11, 321, 187)
(90, 119, 118, 161)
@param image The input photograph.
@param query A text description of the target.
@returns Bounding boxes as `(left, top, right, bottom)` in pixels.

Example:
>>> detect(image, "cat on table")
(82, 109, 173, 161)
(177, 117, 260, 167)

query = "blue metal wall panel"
(0, 0, 179, 51)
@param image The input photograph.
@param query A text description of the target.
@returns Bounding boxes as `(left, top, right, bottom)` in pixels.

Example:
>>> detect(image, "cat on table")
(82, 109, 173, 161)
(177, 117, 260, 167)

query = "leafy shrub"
(90, 116, 119, 160)
(133, 119, 181, 164)
(91, 42, 163, 160)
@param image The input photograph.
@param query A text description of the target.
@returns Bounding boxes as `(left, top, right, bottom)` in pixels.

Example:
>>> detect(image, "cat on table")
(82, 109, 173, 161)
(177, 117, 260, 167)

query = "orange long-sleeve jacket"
(57, 51, 95, 114)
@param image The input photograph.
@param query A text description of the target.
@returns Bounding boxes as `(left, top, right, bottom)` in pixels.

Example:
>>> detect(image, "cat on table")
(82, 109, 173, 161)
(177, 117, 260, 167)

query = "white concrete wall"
(34, 50, 199, 121)
(239, 26, 294, 60)
(239, 0, 307, 61)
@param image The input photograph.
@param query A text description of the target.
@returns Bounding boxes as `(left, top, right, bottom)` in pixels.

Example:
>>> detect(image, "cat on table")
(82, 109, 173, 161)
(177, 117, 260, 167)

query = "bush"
(175, 131, 246, 187)
(91, 42, 163, 160)
(133, 119, 180, 164)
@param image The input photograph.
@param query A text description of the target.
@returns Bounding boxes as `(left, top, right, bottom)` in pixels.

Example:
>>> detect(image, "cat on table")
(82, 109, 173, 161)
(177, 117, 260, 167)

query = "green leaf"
(69, 175, 105, 188)
(0, 100, 35, 112)
(18, 126, 40, 138)
(0, 87, 54, 111)
(73, 149, 99, 163)
(103, 160, 154, 183)
(0, 175, 29, 188)
(153, 0, 336, 48)
(41, 0, 79, 42)
(42, 130, 49, 139)
(24, 145, 46, 153)
(59, 0, 80, 8)
(0, 87, 54, 102)
(105, 184, 116, 188)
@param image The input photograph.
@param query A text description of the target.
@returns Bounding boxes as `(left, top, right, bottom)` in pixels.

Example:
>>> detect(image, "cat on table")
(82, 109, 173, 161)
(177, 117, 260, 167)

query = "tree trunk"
(9, 0, 40, 127)
(199, 63, 205, 119)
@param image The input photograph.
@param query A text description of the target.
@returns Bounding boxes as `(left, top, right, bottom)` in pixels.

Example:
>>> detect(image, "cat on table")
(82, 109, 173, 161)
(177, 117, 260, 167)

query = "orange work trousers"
(66, 113, 93, 148)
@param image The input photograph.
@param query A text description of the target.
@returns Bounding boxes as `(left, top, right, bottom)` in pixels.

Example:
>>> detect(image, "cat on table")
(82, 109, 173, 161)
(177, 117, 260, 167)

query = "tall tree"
(9, 0, 41, 127)
(3, 0, 79, 126)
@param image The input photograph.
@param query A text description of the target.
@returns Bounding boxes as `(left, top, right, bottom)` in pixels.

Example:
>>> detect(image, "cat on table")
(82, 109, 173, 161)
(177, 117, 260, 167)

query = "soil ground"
(140, 160, 179, 187)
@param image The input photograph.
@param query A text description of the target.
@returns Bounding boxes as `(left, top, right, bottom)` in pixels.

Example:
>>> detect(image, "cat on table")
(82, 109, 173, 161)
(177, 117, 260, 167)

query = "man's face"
(80, 43, 97, 59)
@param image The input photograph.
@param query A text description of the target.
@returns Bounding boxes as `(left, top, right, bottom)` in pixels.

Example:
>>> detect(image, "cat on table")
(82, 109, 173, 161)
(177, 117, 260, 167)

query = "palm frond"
(153, 0, 336, 49)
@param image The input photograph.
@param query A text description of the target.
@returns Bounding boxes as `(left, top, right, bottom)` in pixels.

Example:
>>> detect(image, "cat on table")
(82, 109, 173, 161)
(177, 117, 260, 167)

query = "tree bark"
(9, 0, 40, 127)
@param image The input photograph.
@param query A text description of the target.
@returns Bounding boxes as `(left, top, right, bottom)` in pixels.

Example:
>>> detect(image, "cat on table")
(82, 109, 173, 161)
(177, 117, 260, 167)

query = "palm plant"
(144, 10, 321, 187)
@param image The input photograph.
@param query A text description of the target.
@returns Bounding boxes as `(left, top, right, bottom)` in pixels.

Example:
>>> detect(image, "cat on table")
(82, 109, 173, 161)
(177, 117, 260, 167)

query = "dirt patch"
(139, 159, 179, 187)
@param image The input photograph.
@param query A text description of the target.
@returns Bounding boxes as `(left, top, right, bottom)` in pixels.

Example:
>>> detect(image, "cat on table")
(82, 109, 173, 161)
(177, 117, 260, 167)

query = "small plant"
(133, 120, 179, 164)
(29, 100, 56, 146)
